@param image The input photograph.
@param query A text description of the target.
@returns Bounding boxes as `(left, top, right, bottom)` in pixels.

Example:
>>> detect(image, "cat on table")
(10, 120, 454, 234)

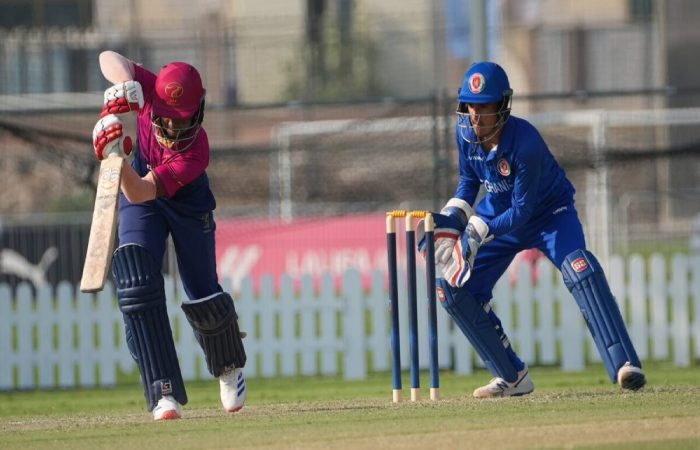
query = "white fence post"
(628, 255, 648, 359)
(650, 254, 669, 359)
(96, 284, 118, 386)
(516, 262, 536, 364)
(671, 254, 690, 367)
(0, 285, 12, 389)
(692, 256, 700, 360)
(319, 273, 339, 376)
(236, 276, 257, 378)
(16, 284, 33, 389)
(343, 269, 366, 380)
(56, 282, 74, 388)
(278, 275, 295, 377)
(258, 274, 277, 378)
(559, 279, 586, 372)
(536, 261, 556, 365)
(299, 275, 316, 376)
(37, 284, 53, 389)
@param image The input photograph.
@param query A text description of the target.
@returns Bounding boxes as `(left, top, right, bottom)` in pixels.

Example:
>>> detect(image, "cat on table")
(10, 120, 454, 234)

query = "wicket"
(386, 210, 439, 403)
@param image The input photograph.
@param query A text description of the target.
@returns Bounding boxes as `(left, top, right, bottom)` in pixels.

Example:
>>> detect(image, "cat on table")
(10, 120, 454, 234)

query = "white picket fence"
(1, 253, 699, 390)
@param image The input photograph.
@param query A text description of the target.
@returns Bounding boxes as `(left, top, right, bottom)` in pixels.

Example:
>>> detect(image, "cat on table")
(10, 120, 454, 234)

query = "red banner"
(215, 214, 393, 292)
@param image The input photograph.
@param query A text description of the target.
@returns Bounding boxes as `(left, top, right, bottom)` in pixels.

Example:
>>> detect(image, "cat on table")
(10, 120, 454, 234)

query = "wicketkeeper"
(94, 51, 247, 420)
(420, 61, 646, 397)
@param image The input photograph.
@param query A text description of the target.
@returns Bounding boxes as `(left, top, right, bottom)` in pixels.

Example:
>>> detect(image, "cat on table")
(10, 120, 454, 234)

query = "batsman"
(421, 62, 646, 397)
(92, 51, 247, 419)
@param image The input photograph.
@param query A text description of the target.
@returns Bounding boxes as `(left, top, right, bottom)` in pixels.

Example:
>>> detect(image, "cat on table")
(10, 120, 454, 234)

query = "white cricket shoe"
(617, 362, 646, 391)
(473, 366, 534, 398)
(220, 366, 247, 413)
(153, 395, 181, 421)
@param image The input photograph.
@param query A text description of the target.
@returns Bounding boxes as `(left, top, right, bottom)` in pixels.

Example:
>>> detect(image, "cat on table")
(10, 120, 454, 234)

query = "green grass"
(1, 362, 699, 449)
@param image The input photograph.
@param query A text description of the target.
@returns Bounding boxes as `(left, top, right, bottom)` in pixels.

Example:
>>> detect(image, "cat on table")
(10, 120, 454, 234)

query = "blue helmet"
(458, 61, 512, 104)
(456, 62, 513, 144)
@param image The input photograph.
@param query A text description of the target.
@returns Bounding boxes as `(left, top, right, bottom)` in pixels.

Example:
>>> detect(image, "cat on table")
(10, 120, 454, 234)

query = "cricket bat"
(80, 153, 123, 292)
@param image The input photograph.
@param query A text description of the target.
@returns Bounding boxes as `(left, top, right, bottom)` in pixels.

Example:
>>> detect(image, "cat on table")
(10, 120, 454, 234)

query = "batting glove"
(93, 114, 133, 160)
(100, 80, 144, 117)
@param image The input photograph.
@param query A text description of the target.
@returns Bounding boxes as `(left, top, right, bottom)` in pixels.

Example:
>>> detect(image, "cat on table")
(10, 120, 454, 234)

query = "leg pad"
(112, 244, 187, 411)
(561, 249, 642, 382)
(181, 292, 247, 377)
(437, 278, 520, 382)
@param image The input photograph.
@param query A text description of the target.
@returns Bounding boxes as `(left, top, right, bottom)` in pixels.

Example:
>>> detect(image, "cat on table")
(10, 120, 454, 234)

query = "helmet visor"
(151, 112, 202, 152)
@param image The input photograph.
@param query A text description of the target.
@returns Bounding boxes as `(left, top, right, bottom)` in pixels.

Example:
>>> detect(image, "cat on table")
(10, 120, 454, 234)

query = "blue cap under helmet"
(458, 61, 512, 104)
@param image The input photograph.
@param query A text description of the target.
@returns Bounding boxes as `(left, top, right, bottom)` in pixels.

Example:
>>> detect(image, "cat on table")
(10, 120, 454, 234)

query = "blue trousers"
(465, 204, 586, 303)
(117, 193, 221, 300)
(452, 204, 586, 372)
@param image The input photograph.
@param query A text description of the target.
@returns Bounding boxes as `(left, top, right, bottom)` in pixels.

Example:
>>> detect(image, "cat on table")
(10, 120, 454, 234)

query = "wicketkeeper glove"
(93, 114, 133, 160)
(440, 215, 492, 287)
(417, 198, 473, 263)
(100, 80, 144, 117)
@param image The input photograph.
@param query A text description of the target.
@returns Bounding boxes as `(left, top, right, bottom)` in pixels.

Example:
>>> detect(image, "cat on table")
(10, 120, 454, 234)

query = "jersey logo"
(482, 178, 512, 194)
(571, 257, 589, 273)
(498, 158, 511, 176)
(201, 212, 213, 233)
(468, 73, 486, 94)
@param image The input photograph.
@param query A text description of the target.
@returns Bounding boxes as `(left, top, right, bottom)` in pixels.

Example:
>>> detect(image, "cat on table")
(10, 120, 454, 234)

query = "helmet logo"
(164, 82, 184, 106)
(498, 158, 511, 176)
(468, 73, 486, 94)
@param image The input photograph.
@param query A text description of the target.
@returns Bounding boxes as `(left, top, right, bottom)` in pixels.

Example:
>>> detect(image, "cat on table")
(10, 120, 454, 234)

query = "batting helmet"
(458, 61, 512, 105)
(151, 62, 206, 152)
(152, 62, 205, 120)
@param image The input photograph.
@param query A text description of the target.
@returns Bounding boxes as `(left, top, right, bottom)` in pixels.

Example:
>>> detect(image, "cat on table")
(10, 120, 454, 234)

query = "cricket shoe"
(220, 366, 247, 413)
(153, 395, 181, 420)
(473, 366, 534, 398)
(617, 362, 646, 391)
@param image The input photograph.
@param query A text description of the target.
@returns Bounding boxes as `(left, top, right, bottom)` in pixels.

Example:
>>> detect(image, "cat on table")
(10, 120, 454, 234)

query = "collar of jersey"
(483, 117, 515, 162)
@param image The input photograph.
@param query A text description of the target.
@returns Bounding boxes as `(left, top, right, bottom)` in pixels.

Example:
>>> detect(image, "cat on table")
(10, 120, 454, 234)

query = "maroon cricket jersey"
(133, 64, 211, 200)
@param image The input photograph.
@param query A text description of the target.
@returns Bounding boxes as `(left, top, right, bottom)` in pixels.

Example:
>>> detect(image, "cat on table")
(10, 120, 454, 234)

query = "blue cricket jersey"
(455, 116, 576, 237)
